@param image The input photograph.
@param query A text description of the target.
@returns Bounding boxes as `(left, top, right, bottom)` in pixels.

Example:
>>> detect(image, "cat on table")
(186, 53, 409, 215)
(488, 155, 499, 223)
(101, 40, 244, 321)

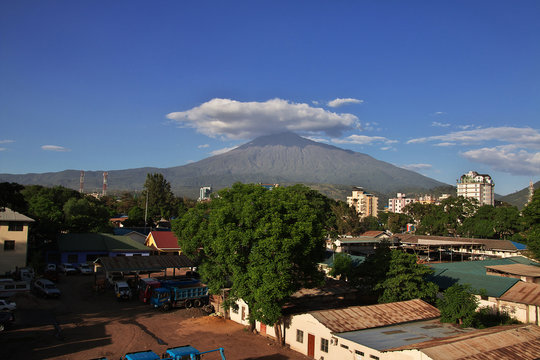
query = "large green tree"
(523, 189, 540, 259)
(376, 250, 438, 304)
(63, 197, 112, 233)
(173, 183, 333, 344)
(437, 283, 479, 327)
(142, 173, 177, 224)
(0, 182, 26, 213)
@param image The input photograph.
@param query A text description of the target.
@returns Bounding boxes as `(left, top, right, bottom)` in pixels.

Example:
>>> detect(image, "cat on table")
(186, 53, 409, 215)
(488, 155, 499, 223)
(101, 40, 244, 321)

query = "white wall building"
(388, 193, 417, 213)
(347, 187, 378, 219)
(457, 170, 494, 206)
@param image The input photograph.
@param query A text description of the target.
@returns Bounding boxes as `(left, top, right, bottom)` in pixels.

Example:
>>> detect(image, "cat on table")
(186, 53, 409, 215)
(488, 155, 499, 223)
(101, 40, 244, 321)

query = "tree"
(437, 283, 479, 327)
(123, 206, 146, 227)
(331, 200, 362, 235)
(522, 189, 540, 260)
(356, 239, 392, 298)
(376, 250, 438, 304)
(63, 197, 112, 233)
(359, 216, 382, 232)
(329, 252, 354, 280)
(173, 183, 333, 345)
(142, 173, 177, 224)
(0, 182, 26, 213)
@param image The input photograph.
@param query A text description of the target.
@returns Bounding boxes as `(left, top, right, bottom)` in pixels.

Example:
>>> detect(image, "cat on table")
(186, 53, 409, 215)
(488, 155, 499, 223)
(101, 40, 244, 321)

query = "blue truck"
(150, 284, 209, 311)
(120, 345, 226, 360)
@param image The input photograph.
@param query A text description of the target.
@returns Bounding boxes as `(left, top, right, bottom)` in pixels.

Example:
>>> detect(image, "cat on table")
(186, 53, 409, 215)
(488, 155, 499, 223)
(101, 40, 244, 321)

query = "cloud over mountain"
(167, 98, 359, 140)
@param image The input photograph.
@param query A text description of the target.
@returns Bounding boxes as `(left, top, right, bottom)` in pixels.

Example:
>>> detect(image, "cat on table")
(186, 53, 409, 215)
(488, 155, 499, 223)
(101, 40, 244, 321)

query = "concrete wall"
(0, 222, 29, 274)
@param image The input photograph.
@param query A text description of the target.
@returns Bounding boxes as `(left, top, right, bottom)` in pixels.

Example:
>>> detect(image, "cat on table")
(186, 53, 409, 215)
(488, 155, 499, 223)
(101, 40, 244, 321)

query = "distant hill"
(0, 132, 452, 201)
(498, 181, 539, 209)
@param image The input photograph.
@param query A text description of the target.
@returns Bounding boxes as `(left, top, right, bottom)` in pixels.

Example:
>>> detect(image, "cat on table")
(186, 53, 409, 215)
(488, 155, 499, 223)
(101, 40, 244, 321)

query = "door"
(260, 323, 266, 335)
(307, 333, 315, 358)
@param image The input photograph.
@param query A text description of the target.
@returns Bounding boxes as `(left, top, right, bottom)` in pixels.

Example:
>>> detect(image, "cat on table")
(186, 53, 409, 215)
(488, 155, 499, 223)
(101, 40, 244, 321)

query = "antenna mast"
(102, 172, 108, 196)
(79, 170, 85, 193)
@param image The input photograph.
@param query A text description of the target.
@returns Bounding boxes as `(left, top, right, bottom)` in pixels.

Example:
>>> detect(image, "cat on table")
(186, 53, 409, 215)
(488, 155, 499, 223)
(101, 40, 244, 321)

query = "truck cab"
(114, 281, 132, 301)
(138, 278, 161, 303)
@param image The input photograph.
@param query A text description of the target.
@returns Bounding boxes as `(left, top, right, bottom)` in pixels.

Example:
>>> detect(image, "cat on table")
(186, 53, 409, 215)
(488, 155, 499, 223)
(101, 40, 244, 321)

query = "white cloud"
(461, 145, 540, 176)
(327, 98, 364, 108)
(458, 124, 475, 130)
(434, 142, 456, 147)
(400, 163, 433, 171)
(41, 145, 70, 152)
(333, 134, 398, 146)
(167, 98, 359, 140)
(0, 147, 6, 151)
(198, 144, 210, 149)
(305, 136, 330, 143)
(210, 146, 239, 156)
(407, 127, 540, 148)
(0, 139, 14, 144)
(431, 121, 450, 127)
(434, 111, 446, 116)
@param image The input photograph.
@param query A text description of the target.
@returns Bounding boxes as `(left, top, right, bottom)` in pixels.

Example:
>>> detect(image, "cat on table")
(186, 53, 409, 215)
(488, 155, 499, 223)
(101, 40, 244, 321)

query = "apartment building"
(346, 187, 378, 219)
(388, 193, 416, 213)
(457, 170, 494, 206)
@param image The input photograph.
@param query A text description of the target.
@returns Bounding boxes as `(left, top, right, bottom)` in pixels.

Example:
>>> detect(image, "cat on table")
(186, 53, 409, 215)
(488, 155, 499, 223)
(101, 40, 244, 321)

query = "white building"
(388, 193, 417, 213)
(198, 186, 212, 201)
(456, 171, 494, 206)
(347, 187, 378, 219)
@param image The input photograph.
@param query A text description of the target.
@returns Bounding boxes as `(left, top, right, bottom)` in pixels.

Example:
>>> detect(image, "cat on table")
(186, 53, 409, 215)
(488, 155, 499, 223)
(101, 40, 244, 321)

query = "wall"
(0, 222, 29, 274)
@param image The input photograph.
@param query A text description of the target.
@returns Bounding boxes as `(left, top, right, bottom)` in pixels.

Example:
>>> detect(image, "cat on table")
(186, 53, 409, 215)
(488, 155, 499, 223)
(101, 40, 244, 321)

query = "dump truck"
(150, 284, 208, 310)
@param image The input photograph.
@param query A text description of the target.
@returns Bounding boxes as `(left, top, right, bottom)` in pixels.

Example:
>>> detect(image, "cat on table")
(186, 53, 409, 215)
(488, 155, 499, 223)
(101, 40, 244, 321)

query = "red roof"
(149, 231, 180, 250)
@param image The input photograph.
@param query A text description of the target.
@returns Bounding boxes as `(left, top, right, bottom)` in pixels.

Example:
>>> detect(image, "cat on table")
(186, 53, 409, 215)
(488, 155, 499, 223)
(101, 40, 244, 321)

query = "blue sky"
(1, 1, 539, 195)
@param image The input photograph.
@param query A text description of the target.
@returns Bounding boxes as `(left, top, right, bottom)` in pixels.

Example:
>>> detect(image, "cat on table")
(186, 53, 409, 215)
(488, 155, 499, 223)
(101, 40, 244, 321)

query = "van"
(114, 281, 132, 301)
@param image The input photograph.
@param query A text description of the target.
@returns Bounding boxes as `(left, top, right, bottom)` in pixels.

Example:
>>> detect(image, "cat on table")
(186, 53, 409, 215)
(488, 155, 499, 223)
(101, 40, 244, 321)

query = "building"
(346, 187, 378, 219)
(0, 208, 34, 274)
(457, 170, 494, 206)
(198, 186, 212, 201)
(54, 233, 152, 265)
(145, 231, 181, 255)
(388, 193, 416, 213)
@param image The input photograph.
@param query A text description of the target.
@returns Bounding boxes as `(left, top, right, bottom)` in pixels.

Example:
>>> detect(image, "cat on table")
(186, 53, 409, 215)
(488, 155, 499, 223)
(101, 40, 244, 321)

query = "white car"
(0, 299, 16, 311)
(33, 278, 61, 298)
(58, 263, 78, 275)
(77, 263, 93, 275)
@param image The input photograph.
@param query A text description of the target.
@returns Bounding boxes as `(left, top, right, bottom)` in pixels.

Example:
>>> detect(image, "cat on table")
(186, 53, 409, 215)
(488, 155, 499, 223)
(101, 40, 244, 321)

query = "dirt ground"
(0, 274, 310, 360)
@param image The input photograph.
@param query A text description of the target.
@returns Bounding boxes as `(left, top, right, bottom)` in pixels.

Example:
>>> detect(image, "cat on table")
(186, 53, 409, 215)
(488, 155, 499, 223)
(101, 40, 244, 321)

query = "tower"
(79, 170, 85, 193)
(102, 172, 108, 196)
(528, 180, 535, 204)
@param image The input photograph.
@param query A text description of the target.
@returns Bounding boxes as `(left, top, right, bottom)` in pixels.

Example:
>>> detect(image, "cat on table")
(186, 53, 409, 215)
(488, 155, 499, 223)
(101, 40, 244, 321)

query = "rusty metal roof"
(96, 254, 194, 272)
(500, 281, 540, 306)
(310, 299, 440, 333)
(390, 324, 540, 360)
(485, 264, 540, 277)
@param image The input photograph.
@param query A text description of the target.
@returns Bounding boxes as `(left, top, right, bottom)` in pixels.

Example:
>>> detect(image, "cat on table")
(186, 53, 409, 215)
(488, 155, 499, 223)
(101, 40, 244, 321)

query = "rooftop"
(310, 299, 440, 333)
(58, 233, 151, 252)
(485, 264, 540, 277)
(0, 208, 34, 222)
(500, 282, 540, 307)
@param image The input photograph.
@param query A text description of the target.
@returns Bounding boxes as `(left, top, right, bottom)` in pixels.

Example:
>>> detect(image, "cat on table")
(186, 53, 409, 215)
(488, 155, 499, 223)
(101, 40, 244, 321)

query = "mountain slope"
(0, 132, 450, 198)
(498, 181, 539, 209)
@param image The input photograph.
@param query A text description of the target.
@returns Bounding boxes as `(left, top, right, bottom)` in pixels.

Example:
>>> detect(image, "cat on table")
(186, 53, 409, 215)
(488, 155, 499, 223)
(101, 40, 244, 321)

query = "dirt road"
(0, 274, 309, 360)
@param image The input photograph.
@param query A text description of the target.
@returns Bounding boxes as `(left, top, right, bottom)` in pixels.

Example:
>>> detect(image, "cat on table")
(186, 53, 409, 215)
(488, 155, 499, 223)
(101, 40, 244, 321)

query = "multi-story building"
(388, 193, 417, 213)
(0, 208, 34, 274)
(346, 187, 378, 219)
(198, 186, 212, 202)
(457, 171, 495, 206)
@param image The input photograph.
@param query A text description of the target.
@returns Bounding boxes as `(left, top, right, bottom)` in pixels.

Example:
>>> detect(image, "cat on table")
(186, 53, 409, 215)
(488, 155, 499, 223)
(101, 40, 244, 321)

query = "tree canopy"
(437, 283, 479, 327)
(375, 250, 438, 304)
(173, 183, 333, 342)
(142, 173, 178, 223)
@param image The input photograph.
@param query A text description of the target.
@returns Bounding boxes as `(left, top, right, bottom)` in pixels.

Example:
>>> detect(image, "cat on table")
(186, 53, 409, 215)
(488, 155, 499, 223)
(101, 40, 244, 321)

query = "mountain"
(498, 181, 539, 209)
(0, 132, 451, 200)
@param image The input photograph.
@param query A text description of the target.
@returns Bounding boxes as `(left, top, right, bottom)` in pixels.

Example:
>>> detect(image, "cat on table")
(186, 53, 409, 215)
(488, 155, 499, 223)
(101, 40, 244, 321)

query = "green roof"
(320, 251, 365, 267)
(427, 257, 538, 297)
(58, 233, 151, 252)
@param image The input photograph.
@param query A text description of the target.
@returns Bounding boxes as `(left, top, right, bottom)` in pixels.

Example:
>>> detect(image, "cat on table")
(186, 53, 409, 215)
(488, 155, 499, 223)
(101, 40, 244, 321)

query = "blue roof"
(166, 345, 199, 357)
(511, 241, 527, 250)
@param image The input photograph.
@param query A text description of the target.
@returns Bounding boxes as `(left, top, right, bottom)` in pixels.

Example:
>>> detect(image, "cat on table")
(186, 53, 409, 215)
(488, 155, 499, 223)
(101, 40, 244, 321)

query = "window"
(4, 240, 15, 251)
(370, 356, 379, 360)
(340, 344, 349, 349)
(320, 338, 329, 353)
(296, 329, 304, 343)
(8, 223, 23, 231)
(355, 350, 364, 359)
(232, 306, 238, 314)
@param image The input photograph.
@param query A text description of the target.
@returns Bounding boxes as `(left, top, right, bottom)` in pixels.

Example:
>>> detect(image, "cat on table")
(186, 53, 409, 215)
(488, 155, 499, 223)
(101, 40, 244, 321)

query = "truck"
(138, 278, 161, 303)
(120, 345, 226, 360)
(150, 284, 208, 311)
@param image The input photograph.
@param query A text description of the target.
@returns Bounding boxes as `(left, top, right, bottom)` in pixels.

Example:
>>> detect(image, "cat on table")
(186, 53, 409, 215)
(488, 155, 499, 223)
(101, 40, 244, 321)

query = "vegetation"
(142, 173, 178, 224)
(522, 189, 540, 260)
(173, 183, 333, 345)
(375, 250, 438, 304)
(437, 284, 478, 327)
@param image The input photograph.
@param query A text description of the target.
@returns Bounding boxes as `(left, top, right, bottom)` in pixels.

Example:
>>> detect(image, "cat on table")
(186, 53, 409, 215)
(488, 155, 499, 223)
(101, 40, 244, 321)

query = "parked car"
(58, 263, 78, 275)
(114, 281, 132, 301)
(0, 299, 16, 311)
(33, 278, 61, 298)
(76, 263, 93, 275)
(0, 311, 15, 331)
(45, 263, 57, 272)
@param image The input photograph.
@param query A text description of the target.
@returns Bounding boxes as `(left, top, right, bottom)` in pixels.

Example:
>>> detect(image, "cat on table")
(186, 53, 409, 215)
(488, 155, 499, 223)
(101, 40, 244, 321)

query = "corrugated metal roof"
(96, 254, 194, 272)
(396, 234, 518, 251)
(310, 299, 440, 333)
(485, 264, 540, 277)
(147, 231, 180, 250)
(58, 233, 151, 252)
(430, 258, 539, 276)
(391, 324, 540, 360)
(428, 269, 518, 297)
(0, 208, 34, 222)
(500, 282, 540, 306)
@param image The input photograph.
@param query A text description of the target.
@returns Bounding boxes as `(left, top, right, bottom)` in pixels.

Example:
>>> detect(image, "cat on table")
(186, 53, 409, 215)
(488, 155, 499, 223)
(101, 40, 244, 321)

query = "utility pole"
(144, 190, 149, 233)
